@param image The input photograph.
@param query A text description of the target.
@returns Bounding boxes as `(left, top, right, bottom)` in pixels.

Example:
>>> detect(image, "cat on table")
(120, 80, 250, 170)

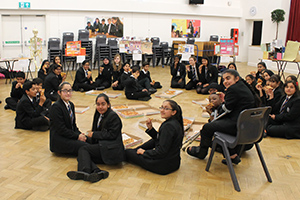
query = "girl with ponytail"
(126, 100, 184, 175)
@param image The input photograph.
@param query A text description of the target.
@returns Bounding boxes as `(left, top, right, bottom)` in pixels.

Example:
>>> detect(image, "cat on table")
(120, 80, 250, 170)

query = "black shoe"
(221, 156, 241, 165)
(187, 146, 208, 160)
(138, 96, 151, 101)
(96, 86, 105, 90)
(4, 105, 9, 110)
(148, 88, 157, 94)
(67, 171, 90, 181)
(87, 170, 109, 183)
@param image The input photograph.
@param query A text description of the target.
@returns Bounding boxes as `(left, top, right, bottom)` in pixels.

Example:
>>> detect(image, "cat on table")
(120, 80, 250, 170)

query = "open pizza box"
(184, 121, 205, 141)
(138, 118, 163, 130)
(122, 132, 143, 149)
(155, 89, 183, 98)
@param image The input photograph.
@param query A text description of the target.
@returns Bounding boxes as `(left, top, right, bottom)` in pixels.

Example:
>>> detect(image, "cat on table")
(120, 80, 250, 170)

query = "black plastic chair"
(187, 38, 195, 44)
(161, 42, 171, 66)
(94, 35, 109, 69)
(205, 106, 272, 192)
(209, 35, 219, 42)
(108, 38, 119, 59)
(78, 29, 90, 41)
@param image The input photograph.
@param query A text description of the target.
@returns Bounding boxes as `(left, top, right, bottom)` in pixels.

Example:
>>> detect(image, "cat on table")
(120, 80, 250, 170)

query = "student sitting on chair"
(111, 54, 124, 90)
(5, 71, 28, 111)
(67, 93, 125, 183)
(44, 64, 66, 101)
(124, 66, 151, 101)
(196, 57, 218, 94)
(95, 57, 112, 89)
(49, 82, 90, 156)
(126, 100, 184, 175)
(266, 80, 300, 139)
(73, 60, 97, 92)
(15, 81, 50, 131)
(170, 55, 186, 89)
(138, 61, 162, 92)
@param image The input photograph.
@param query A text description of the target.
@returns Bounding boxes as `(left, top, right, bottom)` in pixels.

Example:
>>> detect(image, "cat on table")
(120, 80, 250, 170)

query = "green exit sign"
(19, 2, 31, 9)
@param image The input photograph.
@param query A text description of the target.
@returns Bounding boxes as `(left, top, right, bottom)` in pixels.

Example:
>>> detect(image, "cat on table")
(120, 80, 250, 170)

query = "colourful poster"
(220, 38, 235, 55)
(65, 41, 81, 56)
(172, 19, 201, 38)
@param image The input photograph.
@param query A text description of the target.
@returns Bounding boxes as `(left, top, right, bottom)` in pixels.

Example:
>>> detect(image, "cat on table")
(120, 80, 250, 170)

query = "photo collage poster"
(171, 19, 201, 38)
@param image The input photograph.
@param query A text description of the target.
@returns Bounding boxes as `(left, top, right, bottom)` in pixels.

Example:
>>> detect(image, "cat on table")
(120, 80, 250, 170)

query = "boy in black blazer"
(73, 60, 97, 91)
(15, 81, 50, 131)
(185, 56, 201, 90)
(5, 72, 28, 111)
(138, 61, 162, 91)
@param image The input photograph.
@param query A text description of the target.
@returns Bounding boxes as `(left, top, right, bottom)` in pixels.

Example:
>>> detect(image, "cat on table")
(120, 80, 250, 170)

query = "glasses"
(61, 89, 73, 94)
(159, 107, 173, 111)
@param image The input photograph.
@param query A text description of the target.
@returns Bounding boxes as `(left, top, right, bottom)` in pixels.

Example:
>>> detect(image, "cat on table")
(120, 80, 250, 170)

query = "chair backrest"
(62, 32, 74, 45)
(160, 42, 169, 50)
(48, 38, 60, 50)
(151, 37, 160, 47)
(78, 29, 89, 41)
(187, 38, 195, 44)
(233, 106, 271, 147)
(210, 35, 219, 42)
(96, 35, 107, 46)
(108, 38, 118, 47)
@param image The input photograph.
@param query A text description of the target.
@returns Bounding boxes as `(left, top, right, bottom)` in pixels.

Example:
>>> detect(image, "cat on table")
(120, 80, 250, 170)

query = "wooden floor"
(1, 63, 300, 200)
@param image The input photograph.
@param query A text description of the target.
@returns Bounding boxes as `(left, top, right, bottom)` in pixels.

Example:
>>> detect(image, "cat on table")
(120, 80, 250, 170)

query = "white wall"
(0, 0, 293, 73)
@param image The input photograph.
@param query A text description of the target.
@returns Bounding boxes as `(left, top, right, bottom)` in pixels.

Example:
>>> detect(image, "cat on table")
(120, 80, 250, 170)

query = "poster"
(283, 41, 300, 61)
(85, 16, 124, 38)
(119, 40, 152, 54)
(178, 44, 194, 54)
(220, 38, 235, 55)
(171, 19, 201, 38)
(65, 41, 81, 56)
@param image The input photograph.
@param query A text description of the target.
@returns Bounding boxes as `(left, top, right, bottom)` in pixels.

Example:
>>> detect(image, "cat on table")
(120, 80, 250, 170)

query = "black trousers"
(196, 84, 209, 94)
(138, 78, 152, 90)
(77, 82, 97, 91)
(77, 144, 104, 174)
(125, 139, 180, 175)
(200, 118, 239, 155)
(171, 77, 185, 89)
(46, 92, 59, 101)
(185, 80, 201, 90)
(30, 116, 50, 131)
(112, 84, 124, 90)
(267, 118, 289, 138)
(125, 91, 150, 100)
(95, 80, 111, 88)
(5, 97, 18, 111)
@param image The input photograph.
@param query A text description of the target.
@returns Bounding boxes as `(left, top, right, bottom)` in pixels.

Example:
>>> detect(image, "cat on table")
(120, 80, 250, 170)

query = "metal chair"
(205, 106, 272, 192)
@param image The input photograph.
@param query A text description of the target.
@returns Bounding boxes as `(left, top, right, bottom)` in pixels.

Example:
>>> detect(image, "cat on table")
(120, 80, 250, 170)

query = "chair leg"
(205, 140, 217, 172)
(255, 144, 272, 183)
(238, 144, 245, 158)
(222, 143, 241, 192)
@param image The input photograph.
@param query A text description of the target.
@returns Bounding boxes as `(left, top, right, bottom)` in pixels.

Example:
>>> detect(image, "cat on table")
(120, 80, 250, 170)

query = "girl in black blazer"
(95, 57, 112, 88)
(119, 62, 131, 89)
(170, 55, 186, 89)
(265, 75, 284, 109)
(44, 64, 66, 101)
(49, 82, 89, 156)
(73, 60, 97, 91)
(38, 60, 50, 82)
(126, 100, 184, 175)
(111, 54, 124, 90)
(266, 81, 300, 139)
(185, 55, 201, 90)
(187, 70, 258, 164)
(67, 93, 125, 183)
(196, 57, 219, 94)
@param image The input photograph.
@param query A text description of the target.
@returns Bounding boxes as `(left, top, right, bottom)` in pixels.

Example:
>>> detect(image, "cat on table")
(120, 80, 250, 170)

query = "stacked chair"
(78, 29, 93, 64)
(93, 35, 109, 69)
(47, 38, 61, 63)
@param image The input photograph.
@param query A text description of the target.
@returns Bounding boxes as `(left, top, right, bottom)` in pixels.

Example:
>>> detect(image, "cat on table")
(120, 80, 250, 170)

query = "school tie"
(85, 70, 88, 77)
(280, 97, 289, 114)
(68, 104, 74, 124)
(192, 66, 197, 81)
(97, 114, 103, 128)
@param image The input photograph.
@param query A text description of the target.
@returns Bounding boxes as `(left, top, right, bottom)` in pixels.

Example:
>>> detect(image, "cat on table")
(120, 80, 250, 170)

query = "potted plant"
(271, 9, 285, 40)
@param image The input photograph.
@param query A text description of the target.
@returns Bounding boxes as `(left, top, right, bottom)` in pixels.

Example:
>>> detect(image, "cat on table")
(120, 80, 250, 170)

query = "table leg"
(27, 59, 33, 80)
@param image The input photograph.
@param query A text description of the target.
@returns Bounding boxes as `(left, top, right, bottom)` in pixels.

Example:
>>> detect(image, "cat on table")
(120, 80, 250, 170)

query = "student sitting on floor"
(286, 75, 298, 86)
(207, 82, 223, 94)
(138, 61, 162, 91)
(67, 93, 125, 183)
(118, 62, 131, 90)
(73, 60, 97, 92)
(5, 71, 28, 111)
(255, 62, 267, 83)
(38, 59, 50, 82)
(111, 54, 124, 90)
(124, 66, 151, 101)
(126, 100, 183, 175)
(95, 57, 112, 89)
(49, 82, 90, 156)
(265, 75, 284, 109)
(196, 57, 219, 94)
(15, 81, 50, 131)
(44, 64, 66, 101)
(185, 55, 201, 91)
(266, 80, 300, 139)
(32, 78, 52, 114)
(170, 55, 186, 89)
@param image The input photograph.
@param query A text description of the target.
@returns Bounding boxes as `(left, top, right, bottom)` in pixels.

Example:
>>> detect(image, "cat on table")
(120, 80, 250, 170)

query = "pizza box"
(135, 107, 160, 116)
(127, 103, 150, 110)
(75, 105, 90, 114)
(138, 118, 163, 130)
(155, 89, 183, 98)
(122, 132, 143, 149)
(117, 109, 144, 119)
(183, 117, 195, 131)
(103, 91, 122, 98)
(85, 90, 122, 98)
(85, 90, 103, 96)
(192, 98, 209, 106)
(184, 121, 205, 141)
(111, 104, 130, 111)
